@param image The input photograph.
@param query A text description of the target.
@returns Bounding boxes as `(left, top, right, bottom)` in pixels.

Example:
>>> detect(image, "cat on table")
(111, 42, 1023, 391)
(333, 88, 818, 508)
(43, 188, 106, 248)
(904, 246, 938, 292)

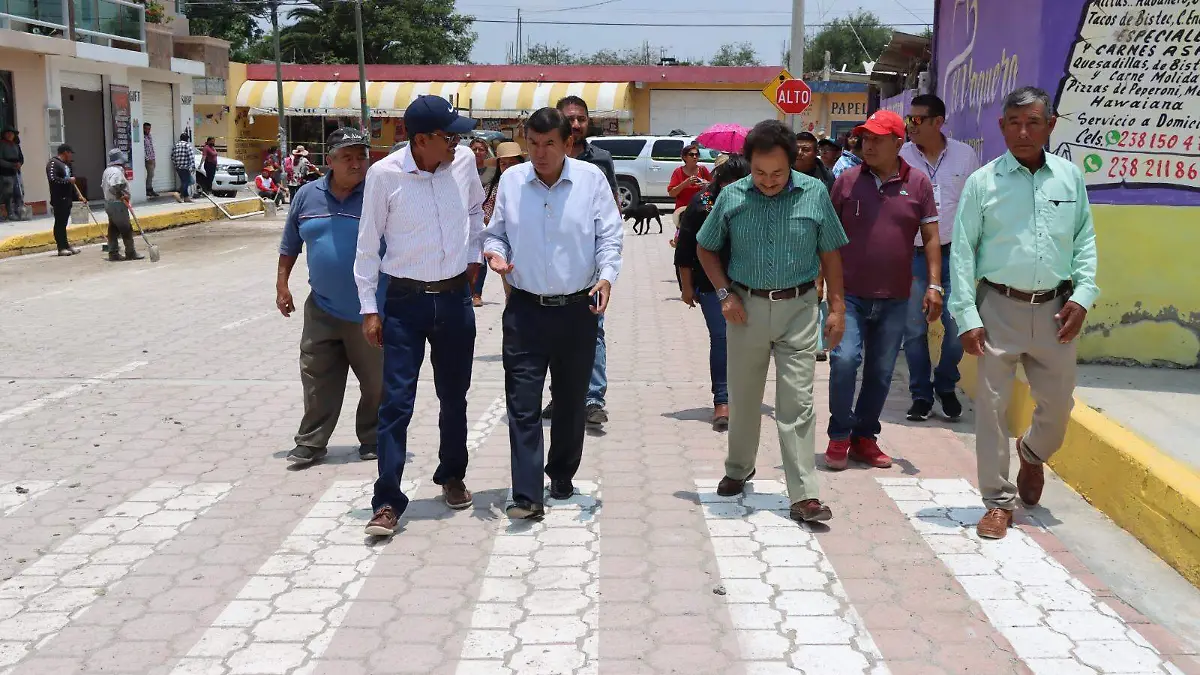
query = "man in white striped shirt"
(354, 95, 485, 537)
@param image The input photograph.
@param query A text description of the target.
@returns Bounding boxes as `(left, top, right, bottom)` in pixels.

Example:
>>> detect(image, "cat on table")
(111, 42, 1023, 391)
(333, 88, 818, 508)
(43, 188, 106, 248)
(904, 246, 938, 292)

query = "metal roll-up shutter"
(60, 71, 103, 92)
(142, 82, 175, 193)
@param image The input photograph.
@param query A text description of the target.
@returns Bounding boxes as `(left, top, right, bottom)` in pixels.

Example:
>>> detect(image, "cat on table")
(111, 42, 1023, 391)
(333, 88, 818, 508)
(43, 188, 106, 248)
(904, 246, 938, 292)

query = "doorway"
(62, 87, 106, 200)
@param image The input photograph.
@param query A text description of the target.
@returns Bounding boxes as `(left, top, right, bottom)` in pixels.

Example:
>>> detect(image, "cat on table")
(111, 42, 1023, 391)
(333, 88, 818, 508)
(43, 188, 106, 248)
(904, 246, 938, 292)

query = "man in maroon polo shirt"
(825, 110, 944, 471)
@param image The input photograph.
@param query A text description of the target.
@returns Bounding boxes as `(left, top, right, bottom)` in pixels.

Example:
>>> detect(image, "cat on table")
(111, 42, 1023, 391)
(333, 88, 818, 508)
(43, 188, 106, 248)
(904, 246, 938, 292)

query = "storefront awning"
(235, 80, 633, 119)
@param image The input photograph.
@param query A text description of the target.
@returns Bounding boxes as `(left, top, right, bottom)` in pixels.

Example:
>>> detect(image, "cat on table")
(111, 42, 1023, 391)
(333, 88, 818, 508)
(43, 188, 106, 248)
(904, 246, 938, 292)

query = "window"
(651, 139, 685, 161)
(588, 138, 645, 160)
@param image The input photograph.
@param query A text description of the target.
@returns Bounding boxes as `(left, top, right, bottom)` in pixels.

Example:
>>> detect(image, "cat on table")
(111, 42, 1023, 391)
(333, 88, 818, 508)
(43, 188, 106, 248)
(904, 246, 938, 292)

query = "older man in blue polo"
(276, 128, 386, 466)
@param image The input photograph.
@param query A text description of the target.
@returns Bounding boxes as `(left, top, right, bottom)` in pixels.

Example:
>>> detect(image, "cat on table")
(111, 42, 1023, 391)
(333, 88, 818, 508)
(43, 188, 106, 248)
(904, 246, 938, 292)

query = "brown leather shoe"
(976, 508, 1013, 539)
(790, 499, 832, 523)
(365, 506, 399, 537)
(716, 469, 755, 497)
(712, 404, 729, 431)
(442, 479, 473, 510)
(1016, 436, 1045, 506)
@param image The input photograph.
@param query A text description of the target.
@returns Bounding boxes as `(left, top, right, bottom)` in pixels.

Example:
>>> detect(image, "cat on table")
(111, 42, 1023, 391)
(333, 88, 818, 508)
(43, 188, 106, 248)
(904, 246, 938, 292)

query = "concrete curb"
(931, 323, 1200, 588)
(0, 198, 265, 256)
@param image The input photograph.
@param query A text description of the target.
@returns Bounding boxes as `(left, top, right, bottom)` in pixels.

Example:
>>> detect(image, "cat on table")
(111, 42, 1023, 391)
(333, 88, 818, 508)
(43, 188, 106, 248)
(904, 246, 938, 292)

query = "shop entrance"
(62, 87, 106, 200)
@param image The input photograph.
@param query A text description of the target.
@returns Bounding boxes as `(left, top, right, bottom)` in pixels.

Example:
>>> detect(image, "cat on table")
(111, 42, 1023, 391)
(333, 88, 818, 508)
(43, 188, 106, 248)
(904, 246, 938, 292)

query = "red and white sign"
(775, 79, 813, 115)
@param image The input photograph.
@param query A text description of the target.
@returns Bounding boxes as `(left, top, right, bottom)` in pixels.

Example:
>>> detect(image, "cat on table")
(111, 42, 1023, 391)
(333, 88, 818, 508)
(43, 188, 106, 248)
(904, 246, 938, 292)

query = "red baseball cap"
(853, 110, 906, 138)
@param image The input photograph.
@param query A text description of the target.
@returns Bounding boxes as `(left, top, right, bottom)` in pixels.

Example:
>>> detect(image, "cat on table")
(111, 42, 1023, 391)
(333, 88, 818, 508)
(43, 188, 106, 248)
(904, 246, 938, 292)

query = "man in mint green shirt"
(950, 87, 1099, 540)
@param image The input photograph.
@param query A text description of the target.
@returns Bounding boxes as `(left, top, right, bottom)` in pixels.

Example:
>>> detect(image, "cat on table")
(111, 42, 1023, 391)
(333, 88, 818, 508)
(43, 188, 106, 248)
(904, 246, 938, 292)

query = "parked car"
(193, 152, 248, 197)
(587, 136, 720, 210)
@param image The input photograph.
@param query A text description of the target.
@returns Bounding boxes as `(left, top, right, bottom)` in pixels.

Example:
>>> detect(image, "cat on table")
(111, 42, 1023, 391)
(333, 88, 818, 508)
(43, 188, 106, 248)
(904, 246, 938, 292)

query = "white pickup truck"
(588, 136, 720, 210)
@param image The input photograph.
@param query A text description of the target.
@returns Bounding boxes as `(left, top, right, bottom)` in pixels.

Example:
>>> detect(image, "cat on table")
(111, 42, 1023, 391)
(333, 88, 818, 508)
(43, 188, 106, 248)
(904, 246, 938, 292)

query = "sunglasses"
(684, 152, 700, 158)
(905, 114, 939, 126)
(427, 132, 460, 145)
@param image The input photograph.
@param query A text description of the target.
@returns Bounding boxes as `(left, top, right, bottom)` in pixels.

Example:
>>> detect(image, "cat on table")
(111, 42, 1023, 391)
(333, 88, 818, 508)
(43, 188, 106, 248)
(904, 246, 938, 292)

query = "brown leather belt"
(391, 272, 468, 294)
(735, 281, 815, 301)
(984, 279, 1072, 304)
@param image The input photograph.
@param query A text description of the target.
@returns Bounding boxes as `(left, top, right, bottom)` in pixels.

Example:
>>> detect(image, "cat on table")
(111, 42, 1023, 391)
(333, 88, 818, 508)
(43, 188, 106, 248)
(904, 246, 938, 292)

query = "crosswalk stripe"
(878, 478, 1178, 675)
(0, 481, 234, 673)
(0, 361, 146, 426)
(171, 479, 417, 675)
(455, 481, 601, 675)
(695, 479, 890, 674)
(0, 481, 56, 517)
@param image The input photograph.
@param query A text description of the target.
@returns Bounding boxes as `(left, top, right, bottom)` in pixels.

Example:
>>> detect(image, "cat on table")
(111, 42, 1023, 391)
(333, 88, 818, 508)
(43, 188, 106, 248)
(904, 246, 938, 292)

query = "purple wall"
(880, 90, 915, 117)
(934, 0, 1200, 206)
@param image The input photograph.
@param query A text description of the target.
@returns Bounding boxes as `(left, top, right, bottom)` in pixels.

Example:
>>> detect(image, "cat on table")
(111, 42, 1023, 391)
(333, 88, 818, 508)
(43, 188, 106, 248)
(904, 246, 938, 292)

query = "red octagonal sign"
(776, 79, 812, 115)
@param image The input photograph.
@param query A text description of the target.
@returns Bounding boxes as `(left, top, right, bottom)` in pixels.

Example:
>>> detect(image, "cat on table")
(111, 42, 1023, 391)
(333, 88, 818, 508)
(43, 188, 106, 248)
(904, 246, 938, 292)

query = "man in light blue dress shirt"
(483, 107, 624, 520)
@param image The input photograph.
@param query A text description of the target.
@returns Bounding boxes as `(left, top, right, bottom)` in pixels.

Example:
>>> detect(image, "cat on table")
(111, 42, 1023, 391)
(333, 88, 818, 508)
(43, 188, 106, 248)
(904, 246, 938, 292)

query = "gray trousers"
(295, 295, 384, 449)
(974, 284, 1076, 510)
(726, 287, 821, 503)
(104, 201, 136, 256)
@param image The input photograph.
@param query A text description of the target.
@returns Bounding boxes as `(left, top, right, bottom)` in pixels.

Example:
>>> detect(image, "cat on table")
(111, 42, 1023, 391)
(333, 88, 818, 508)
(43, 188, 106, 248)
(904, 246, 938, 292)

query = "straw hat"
(495, 141, 524, 159)
(291, 145, 309, 156)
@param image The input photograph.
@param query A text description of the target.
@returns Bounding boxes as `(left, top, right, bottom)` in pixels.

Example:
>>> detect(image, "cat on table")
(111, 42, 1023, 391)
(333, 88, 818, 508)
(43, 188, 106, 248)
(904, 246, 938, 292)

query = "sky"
(456, 0, 937, 66)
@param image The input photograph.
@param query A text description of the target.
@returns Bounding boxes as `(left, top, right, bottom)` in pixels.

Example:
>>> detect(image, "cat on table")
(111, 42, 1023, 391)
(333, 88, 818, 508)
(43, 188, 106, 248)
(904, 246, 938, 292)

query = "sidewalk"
(1077, 365, 1200, 472)
(0, 193, 264, 256)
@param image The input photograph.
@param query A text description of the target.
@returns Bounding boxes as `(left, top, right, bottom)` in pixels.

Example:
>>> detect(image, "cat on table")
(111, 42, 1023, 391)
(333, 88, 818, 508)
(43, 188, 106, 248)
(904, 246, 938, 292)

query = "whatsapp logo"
(1105, 130, 1120, 146)
(1083, 154, 1103, 173)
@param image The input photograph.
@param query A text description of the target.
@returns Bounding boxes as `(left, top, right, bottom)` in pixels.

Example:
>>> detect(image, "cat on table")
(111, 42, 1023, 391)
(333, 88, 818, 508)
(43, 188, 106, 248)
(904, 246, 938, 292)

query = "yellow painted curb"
(0, 199, 264, 255)
(931, 323, 1200, 587)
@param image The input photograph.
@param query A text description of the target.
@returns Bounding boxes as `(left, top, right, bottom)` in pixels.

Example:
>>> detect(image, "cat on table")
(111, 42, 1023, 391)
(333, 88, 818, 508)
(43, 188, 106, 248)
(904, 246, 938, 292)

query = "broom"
(124, 198, 161, 262)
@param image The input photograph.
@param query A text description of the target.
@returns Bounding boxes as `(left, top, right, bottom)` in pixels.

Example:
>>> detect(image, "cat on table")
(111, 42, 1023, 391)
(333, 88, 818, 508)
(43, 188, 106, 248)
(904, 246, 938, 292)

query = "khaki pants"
(726, 287, 821, 502)
(296, 295, 384, 449)
(975, 284, 1076, 510)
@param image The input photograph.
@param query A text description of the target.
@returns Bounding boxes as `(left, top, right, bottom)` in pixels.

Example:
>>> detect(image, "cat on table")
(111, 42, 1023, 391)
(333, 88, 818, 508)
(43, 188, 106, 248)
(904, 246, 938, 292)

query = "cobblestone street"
(1, 215, 1199, 675)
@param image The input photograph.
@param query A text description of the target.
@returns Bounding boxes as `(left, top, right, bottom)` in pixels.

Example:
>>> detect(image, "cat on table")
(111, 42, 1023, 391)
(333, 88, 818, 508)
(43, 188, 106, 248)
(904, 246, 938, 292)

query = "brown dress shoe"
(1016, 436, 1045, 506)
(976, 508, 1013, 539)
(790, 499, 832, 523)
(365, 506, 399, 537)
(712, 404, 729, 431)
(442, 479, 473, 510)
(716, 469, 755, 497)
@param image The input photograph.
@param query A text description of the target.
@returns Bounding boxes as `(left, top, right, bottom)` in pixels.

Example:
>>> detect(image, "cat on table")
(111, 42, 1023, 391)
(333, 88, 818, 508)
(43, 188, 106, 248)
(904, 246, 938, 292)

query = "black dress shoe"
(716, 469, 756, 497)
(548, 479, 574, 500)
(286, 445, 327, 464)
(506, 500, 545, 520)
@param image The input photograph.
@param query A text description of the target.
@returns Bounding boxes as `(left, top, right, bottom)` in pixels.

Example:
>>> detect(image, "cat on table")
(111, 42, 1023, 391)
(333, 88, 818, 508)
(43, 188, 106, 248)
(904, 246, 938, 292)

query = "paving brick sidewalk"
(0, 217, 1196, 674)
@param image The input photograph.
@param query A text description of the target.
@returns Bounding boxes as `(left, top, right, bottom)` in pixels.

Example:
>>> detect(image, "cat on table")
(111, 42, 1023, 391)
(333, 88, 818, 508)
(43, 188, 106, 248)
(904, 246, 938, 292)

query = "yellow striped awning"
(236, 80, 633, 119)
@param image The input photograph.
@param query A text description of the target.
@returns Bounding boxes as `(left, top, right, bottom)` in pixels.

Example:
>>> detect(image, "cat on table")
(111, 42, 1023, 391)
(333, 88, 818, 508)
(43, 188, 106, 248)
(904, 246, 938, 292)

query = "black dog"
(623, 202, 662, 235)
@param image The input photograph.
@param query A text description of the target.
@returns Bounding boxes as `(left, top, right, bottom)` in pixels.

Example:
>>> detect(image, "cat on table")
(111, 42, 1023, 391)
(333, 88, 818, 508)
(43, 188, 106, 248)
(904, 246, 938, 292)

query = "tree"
(278, 0, 475, 65)
(800, 10, 893, 74)
(522, 42, 577, 65)
(709, 42, 760, 67)
(183, 0, 269, 63)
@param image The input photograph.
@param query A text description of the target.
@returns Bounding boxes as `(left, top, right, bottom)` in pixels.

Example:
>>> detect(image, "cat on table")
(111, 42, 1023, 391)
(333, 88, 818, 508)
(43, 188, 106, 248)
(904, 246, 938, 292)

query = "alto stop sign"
(776, 79, 812, 115)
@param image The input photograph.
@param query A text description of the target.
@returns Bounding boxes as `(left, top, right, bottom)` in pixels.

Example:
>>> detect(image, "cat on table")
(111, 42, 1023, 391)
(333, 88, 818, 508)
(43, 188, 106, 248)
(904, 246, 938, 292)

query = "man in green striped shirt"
(697, 119, 850, 524)
(950, 87, 1100, 540)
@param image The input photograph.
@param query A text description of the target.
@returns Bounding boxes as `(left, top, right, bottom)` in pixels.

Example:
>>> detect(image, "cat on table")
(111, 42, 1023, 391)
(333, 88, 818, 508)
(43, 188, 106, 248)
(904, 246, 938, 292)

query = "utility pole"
(271, 0, 287, 161)
(354, 0, 370, 138)
(788, 0, 804, 131)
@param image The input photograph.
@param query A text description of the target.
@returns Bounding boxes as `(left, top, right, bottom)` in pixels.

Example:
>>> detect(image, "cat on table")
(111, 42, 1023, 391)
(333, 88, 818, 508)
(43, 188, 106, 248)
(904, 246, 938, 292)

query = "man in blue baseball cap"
(354, 94, 486, 537)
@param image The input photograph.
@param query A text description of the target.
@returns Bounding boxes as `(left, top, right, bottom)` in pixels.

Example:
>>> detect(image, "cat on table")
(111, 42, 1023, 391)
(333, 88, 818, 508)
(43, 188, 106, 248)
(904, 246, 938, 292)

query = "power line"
(523, 0, 623, 13)
(470, 18, 931, 27)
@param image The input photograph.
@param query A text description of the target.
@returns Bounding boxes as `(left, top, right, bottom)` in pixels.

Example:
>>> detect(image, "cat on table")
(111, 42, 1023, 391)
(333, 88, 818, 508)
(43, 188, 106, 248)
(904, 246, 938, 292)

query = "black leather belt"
(984, 279, 1072, 304)
(391, 272, 468, 294)
(734, 281, 815, 301)
(512, 287, 592, 307)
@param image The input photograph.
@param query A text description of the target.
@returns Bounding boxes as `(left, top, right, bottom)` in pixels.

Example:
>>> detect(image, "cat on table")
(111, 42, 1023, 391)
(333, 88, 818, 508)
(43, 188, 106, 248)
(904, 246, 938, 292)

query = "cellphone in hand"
(591, 293, 601, 309)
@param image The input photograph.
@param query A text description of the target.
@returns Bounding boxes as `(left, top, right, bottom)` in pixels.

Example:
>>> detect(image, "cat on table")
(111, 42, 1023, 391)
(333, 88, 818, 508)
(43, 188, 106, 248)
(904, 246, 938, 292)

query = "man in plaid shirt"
(171, 133, 195, 202)
(143, 122, 159, 197)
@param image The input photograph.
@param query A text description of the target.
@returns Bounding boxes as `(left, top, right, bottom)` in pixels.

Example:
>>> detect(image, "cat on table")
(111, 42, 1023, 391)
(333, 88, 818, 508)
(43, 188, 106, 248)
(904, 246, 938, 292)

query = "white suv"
(588, 136, 721, 210)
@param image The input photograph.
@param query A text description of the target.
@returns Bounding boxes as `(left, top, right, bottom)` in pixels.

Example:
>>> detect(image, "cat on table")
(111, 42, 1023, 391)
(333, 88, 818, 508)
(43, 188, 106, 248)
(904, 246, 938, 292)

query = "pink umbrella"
(695, 123, 750, 154)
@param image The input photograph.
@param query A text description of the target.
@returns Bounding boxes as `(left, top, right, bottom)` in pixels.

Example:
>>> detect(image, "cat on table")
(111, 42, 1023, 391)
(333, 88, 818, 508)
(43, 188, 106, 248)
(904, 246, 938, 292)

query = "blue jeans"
(471, 265, 486, 297)
(827, 295, 908, 441)
(372, 284, 476, 514)
(696, 291, 729, 405)
(587, 314, 606, 407)
(903, 247, 962, 402)
(175, 168, 193, 198)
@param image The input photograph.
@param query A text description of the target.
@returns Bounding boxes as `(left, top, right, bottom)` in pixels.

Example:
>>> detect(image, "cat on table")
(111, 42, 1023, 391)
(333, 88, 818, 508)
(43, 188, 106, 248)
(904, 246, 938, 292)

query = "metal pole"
(354, 0, 370, 136)
(272, 0, 286, 162)
(788, 0, 805, 131)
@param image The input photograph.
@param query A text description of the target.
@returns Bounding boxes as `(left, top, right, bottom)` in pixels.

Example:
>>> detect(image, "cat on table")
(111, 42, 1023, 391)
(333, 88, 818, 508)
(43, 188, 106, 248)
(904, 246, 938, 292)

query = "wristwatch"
(929, 284, 945, 296)
(716, 287, 732, 301)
